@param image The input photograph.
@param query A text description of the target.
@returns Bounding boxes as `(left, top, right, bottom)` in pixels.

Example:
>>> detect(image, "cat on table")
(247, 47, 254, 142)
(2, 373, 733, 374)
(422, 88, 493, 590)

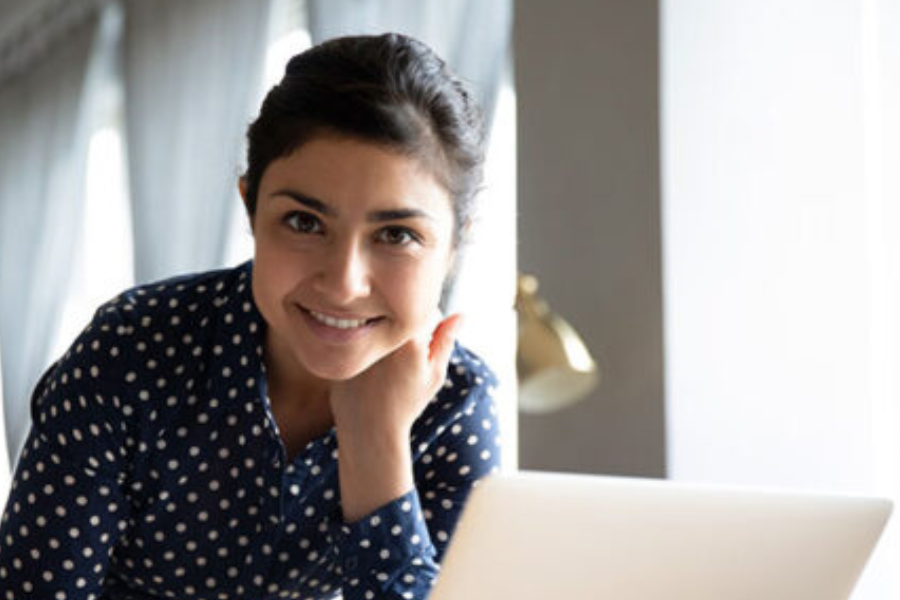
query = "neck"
(263, 327, 330, 409)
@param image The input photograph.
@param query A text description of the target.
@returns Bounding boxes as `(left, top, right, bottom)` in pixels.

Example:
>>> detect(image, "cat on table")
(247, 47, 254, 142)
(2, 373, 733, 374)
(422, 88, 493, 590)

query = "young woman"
(0, 33, 501, 600)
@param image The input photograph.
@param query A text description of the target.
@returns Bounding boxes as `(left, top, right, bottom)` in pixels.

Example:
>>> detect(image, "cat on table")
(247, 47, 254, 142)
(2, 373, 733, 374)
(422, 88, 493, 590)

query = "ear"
(238, 177, 255, 231)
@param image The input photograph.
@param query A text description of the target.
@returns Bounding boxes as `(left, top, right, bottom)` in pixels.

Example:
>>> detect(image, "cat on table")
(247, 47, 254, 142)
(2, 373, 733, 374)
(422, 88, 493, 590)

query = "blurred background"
(1, 1, 900, 599)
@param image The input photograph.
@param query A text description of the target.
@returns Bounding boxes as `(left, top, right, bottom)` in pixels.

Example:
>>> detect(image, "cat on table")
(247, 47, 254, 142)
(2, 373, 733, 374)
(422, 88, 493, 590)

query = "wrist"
(335, 415, 411, 448)
(335, 426, 415, 523)
(336, 425, 412, 467)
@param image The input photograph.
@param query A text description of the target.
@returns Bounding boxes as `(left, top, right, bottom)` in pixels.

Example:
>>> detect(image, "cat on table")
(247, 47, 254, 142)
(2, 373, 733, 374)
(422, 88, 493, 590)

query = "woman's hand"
(329, 312, 463, 437)
(329, 312, 464, 522)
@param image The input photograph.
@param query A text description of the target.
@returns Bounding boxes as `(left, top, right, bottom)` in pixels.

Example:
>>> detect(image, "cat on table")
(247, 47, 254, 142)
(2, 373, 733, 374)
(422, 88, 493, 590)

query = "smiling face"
(246, 136, 456, 384)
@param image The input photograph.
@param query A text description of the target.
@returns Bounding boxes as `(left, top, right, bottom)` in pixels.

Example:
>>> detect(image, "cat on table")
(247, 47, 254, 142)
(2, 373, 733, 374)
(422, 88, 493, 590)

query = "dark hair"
(242, 33, 486, 247)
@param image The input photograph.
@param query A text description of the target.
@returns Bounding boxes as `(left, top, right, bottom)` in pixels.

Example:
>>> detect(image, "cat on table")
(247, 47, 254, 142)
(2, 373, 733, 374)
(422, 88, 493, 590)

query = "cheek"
(253, 238, 302, 304)
(380, 258, 448, 317)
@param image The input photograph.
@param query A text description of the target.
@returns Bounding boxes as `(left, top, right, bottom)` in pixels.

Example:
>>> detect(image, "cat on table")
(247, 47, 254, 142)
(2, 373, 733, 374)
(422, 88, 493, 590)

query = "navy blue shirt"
(0, 261, 501, 600)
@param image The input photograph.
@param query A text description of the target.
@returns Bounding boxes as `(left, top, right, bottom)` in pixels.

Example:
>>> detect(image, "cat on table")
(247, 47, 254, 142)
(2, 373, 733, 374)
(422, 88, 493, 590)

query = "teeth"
(308, 309, 370, 329)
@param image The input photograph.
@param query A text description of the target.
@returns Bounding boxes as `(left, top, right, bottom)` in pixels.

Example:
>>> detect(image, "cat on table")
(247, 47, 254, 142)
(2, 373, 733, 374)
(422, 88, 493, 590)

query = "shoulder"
(445, 343, 497, 404)
(39, 261, 253, 387)
(79, 261, 257, 376)
(100, 261, 253, 326)
(30, 262, 255, 441)
(412, 342, 503, 490)
(412, 342, 499, 445)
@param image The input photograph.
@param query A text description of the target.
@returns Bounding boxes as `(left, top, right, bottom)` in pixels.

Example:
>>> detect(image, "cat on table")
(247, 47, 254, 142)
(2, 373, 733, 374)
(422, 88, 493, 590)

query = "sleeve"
(327, 488, 439, 600)
(0, 303, 135, 599)
(326, 359, 502, 600)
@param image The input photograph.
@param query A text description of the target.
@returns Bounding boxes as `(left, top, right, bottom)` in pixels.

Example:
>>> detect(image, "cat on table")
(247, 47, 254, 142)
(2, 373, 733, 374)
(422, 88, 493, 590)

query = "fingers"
(429, 313, 462, 360)
(390, 312, 464, 401)
(427, 313, 463, 394)
(391, 312, 456, 374)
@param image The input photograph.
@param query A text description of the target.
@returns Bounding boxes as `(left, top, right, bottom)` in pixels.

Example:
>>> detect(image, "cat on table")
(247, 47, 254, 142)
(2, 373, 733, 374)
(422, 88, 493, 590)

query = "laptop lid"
(428, 471, 893, 600)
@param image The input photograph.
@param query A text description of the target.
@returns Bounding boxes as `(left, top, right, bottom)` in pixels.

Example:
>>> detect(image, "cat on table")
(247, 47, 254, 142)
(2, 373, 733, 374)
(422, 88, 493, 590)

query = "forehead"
(260, 136, 453, 218)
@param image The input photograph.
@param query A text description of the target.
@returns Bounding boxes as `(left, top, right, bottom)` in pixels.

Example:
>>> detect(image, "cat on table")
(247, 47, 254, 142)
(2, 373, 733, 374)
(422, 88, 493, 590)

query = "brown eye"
(376, 226, 420, 246)
(284, 211, 322, 234)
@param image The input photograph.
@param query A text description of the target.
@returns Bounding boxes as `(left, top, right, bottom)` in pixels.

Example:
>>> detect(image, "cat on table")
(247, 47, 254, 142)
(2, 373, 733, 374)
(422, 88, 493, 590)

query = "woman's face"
(247, 136, 456, 382)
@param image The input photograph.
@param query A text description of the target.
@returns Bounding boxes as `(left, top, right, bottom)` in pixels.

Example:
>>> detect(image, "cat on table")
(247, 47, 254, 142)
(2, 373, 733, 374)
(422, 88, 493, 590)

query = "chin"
(297, 351, 373, 383)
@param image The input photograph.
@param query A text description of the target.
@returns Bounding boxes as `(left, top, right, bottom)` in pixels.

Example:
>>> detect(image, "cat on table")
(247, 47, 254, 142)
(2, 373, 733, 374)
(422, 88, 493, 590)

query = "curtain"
(0, 348, 6, 494)
(307, 0, 512, 132)
(123, 0, 273, 285)
(0, 0, 106, 88)
(0, 6, 112, 466)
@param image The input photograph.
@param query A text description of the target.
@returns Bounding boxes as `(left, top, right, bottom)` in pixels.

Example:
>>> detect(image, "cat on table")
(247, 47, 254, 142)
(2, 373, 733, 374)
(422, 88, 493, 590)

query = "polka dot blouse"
(0, 261, 501, 600)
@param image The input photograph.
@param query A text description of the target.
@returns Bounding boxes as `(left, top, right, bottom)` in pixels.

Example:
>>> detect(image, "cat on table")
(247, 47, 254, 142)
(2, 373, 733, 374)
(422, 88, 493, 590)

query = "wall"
(662, 0, 875, 490)
(515, 0, 665, 477)
(662, 1, 900, 598)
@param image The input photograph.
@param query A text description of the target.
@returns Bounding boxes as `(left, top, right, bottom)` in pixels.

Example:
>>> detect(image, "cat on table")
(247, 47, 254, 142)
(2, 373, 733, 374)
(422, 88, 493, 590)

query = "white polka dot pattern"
(0, 261, 502, 600)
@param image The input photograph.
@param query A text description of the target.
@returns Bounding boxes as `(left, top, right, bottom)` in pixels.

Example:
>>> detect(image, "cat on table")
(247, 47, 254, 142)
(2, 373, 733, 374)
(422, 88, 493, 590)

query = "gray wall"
(515, 0, 665, 477)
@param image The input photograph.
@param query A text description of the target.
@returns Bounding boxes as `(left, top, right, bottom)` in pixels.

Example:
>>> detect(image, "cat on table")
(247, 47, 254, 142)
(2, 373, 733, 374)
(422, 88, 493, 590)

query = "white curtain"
(0, 6, 110, 466)
(0, 349, 7, 497)
(307, 0, 512, 133)
(123, 0, 273, 284)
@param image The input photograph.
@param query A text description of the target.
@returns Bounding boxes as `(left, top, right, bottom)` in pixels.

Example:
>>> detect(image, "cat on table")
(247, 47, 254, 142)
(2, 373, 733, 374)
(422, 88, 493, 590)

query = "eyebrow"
(272, 189, 433, 222)
(273, 190, 335, 217)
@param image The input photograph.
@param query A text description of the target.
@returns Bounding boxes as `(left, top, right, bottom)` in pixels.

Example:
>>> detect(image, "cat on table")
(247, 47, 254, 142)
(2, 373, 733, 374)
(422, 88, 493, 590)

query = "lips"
(307, 308, 378, 330)
(295, 304, 384, 344)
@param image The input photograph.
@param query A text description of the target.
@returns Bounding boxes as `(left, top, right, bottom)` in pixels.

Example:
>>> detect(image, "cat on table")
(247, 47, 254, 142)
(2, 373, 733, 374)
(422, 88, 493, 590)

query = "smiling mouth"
(303, 307, 383, 330)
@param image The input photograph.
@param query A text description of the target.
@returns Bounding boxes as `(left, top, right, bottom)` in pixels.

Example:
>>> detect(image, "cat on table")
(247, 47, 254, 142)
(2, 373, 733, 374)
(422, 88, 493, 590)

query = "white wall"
(663, 0, 870, 490)
(662, 1, 900, 598)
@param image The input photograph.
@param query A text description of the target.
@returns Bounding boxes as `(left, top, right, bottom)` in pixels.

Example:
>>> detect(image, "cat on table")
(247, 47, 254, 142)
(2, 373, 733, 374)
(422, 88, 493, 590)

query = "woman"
(0, 33, 501, 600)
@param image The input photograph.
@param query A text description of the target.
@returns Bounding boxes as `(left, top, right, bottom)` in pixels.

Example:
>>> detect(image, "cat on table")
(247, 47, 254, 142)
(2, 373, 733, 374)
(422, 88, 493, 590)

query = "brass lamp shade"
(516, 274, 599, 413)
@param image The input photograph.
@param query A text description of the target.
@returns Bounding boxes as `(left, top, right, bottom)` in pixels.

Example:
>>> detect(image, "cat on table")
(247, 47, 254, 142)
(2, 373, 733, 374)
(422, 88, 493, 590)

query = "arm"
(0, 304, 134, 598)
(326, 332, 501, 600)
(330, 315, 463, 525)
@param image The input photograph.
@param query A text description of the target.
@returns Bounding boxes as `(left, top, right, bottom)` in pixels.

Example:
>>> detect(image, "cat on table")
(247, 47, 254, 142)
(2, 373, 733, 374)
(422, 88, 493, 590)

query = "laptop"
(428, 470, 893, 600)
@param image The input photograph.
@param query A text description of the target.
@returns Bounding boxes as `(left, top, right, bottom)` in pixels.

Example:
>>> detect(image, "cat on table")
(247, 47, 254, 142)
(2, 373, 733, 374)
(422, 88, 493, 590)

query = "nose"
(313, 238, 371, 304)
